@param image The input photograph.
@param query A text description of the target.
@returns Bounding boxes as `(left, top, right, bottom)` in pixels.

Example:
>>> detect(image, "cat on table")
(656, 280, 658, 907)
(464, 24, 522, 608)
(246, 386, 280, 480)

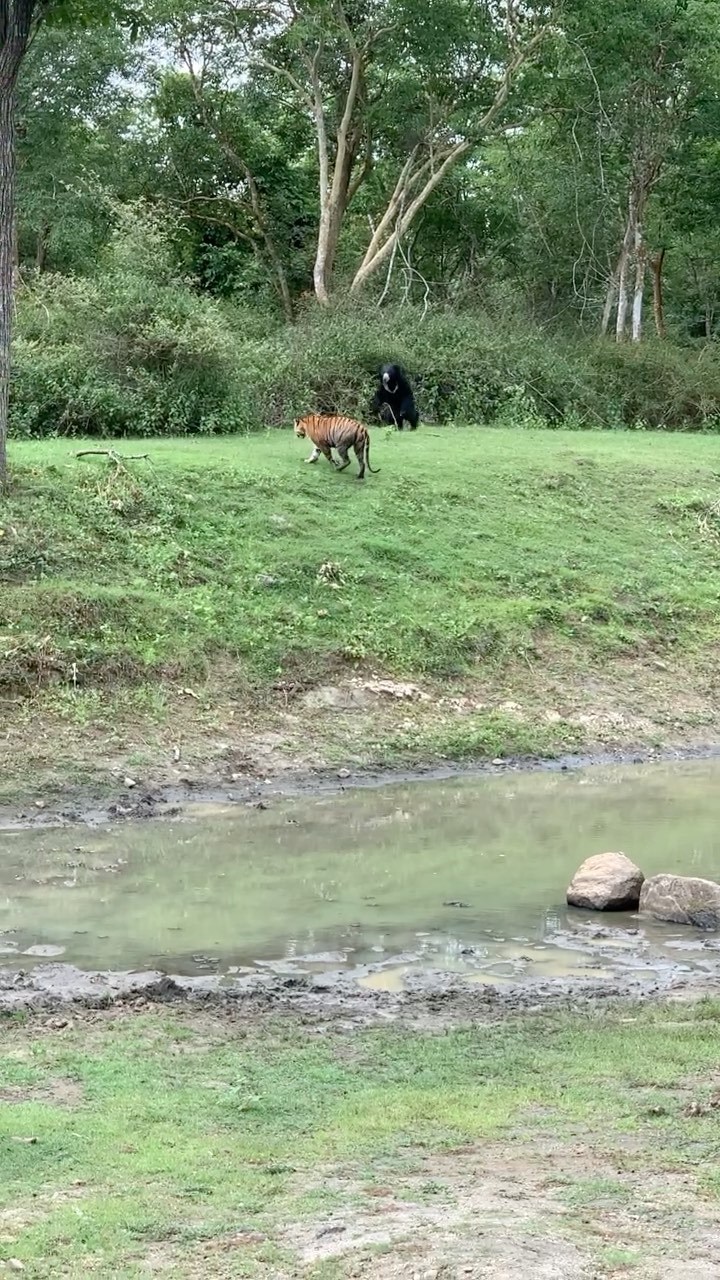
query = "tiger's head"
(293, 417, 307, 438)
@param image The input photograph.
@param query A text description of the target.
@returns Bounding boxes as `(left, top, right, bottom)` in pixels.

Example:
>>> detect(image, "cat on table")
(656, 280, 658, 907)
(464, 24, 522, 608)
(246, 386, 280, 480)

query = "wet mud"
(0, 960, 716, 1024)
(4, 740, 720, 832)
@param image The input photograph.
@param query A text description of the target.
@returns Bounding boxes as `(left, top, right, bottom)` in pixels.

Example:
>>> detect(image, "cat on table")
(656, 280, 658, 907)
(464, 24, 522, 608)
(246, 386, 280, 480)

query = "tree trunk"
(600, 263, 618, 337)
(631, 222, 645, 343)
(615, 235, 631, 341)
(350, 141, 471, 293)
(313, 201, 343, 305)
(309, 46, 365, 305)
(0, 0, 36, 489)
(650, 248, 666, 339)
(0, 78, 15, 488)
(35, 221, 49, 273)
(312, 137, 365, 303)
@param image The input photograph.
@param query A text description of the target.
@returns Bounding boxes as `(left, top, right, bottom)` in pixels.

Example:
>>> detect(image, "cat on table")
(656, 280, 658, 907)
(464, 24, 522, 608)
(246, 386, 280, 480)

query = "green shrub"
(11, 208, 246, 438)
(10, 206, 720, 436)
(584, 339, 720, 430)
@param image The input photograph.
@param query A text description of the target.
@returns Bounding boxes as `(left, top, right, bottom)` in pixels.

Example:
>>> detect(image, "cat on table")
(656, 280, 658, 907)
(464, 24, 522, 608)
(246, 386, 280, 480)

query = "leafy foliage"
(10, 207, 720, 437)
(4, 0, 720, 442)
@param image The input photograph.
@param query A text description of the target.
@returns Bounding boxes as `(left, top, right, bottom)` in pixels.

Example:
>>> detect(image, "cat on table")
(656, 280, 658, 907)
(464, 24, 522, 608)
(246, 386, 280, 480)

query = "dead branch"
(75, 450, 150, 463)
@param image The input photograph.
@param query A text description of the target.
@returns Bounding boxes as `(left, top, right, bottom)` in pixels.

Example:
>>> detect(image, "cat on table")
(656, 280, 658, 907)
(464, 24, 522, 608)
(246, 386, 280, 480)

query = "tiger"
(293, 413, 380, 481)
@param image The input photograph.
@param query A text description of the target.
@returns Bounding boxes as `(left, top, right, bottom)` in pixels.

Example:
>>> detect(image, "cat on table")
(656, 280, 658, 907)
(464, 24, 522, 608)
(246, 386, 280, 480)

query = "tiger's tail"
(364, 431, 380, 474)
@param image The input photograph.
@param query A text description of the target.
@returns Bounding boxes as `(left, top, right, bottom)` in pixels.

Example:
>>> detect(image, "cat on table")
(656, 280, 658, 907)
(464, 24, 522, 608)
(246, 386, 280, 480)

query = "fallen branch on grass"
(75, 450, 150, 462)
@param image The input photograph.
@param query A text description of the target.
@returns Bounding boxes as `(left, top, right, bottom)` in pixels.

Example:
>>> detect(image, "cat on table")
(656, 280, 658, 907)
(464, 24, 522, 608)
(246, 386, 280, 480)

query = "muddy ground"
(1, 959, 717, 1019)
(4, 739, 720, 832)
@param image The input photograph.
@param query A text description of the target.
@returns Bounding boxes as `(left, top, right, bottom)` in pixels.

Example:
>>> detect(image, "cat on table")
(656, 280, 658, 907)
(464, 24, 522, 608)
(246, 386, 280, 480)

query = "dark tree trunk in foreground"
(0, 0, 36, 489)
(0, 81, 14, 487)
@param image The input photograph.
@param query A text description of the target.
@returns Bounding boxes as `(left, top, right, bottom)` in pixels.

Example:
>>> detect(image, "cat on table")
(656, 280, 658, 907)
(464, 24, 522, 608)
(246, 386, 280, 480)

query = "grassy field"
(3, 426, 720, 797)
(1, 1001, 719, 1278)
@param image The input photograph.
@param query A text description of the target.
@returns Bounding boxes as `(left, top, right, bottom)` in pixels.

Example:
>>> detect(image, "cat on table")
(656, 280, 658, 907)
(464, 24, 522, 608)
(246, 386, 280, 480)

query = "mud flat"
(2, 960, 718, 1028)
(3, 741, 720, 833)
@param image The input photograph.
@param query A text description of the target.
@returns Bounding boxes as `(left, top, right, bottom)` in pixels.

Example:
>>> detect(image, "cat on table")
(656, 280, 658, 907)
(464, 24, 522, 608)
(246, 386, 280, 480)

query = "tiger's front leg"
(305, 446, 322, 464)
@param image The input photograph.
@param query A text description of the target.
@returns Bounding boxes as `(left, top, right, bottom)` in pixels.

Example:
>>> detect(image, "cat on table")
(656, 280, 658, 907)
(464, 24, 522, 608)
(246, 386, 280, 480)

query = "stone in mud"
(640, 874, 720, 931)
(566, 852, 644, 911)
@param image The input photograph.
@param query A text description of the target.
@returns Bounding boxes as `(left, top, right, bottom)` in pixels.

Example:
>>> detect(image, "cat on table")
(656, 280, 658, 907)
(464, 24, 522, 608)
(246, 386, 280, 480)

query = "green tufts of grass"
(0, 1003, 718, 1276)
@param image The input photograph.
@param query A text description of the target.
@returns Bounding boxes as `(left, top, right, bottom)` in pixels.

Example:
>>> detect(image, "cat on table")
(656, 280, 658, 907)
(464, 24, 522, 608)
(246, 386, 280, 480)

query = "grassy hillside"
(3, 426, 720, 795)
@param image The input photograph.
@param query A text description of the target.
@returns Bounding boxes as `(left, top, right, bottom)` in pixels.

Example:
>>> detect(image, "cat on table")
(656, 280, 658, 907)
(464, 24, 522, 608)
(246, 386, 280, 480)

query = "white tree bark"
(311, 42, 364, 304)
(615, 229, 632, 341)
(600, 264, 618, 337)
(631, 220, 645, 343)
(350, 28, 549, 295)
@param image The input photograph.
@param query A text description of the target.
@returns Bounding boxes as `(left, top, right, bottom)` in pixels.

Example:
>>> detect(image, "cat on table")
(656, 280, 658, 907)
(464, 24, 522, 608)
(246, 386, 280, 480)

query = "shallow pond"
(1, 758, 720, 987)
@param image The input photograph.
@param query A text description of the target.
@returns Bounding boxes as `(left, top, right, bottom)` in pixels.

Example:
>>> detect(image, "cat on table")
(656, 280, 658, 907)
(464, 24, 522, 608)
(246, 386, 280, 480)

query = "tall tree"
(0, 0, 35, 488)
(153, 0, 554, 306)
(0, 0, 134, 487)
(17, 25, 134, 275)
(476, 0, 720, 339)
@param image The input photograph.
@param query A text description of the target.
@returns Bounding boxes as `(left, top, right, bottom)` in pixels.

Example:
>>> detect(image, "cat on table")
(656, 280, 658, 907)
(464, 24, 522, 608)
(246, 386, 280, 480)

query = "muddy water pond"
(1, 759, 720, 989)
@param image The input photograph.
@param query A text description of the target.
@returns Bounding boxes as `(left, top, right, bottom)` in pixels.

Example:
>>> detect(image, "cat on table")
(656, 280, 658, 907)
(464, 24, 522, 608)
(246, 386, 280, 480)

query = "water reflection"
(0, 757, 719, 984)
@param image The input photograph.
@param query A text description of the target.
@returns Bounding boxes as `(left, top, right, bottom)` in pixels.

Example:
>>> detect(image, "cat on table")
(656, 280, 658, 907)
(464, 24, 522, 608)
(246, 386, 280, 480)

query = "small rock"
(7, 1262, 25, 1273)
(256, 573, 279, 588)
(123, 777, 136, 789)
(337, 768, 351, 779)
(567, 852, 644, 911)
(640, 874, 720, 930)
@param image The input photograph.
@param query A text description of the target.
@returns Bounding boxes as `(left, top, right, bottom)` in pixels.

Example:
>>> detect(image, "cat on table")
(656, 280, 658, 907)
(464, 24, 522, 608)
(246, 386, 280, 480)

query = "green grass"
(3, 425, 720, 779)
(1, 1002, 719, 1277)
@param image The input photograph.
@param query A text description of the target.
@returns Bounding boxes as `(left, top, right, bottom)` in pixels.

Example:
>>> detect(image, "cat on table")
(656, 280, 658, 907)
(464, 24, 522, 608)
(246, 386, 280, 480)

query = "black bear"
(372, 363, 419, 430)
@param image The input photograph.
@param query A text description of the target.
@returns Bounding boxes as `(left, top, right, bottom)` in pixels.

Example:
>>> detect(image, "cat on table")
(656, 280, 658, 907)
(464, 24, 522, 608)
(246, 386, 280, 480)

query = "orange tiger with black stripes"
(294, 413, 379, 481)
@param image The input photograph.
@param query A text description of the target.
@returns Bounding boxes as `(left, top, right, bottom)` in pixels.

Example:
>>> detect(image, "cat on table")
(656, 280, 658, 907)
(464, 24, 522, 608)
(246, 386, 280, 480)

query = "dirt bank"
(3, 739, 720, 831)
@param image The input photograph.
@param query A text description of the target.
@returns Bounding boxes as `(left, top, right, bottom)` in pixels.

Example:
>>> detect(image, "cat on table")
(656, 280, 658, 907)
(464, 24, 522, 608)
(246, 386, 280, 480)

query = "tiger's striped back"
(293, 412, 380, 479)
(294, 413, 367, 450)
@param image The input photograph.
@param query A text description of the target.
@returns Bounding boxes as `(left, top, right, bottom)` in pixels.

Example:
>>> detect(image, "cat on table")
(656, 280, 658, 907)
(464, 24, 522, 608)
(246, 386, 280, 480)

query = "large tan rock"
(566, 852, 644, 911)
(640, 874, 720, 930)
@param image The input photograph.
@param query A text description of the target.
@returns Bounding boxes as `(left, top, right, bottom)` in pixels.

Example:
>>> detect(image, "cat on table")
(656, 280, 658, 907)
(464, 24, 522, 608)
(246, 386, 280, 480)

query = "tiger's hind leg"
(354, 442, 366, 480)
(335, 444, 351, 472)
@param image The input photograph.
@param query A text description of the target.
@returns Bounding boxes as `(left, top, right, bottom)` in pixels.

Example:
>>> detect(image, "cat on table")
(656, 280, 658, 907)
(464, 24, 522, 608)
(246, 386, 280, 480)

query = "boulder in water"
(566, 852, 644, 911)
(640, 874, 720, 930)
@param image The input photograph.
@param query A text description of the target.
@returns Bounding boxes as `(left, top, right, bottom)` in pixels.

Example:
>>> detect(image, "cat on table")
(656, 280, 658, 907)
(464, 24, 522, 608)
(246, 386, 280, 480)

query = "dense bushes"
(10, 213, 720, 437)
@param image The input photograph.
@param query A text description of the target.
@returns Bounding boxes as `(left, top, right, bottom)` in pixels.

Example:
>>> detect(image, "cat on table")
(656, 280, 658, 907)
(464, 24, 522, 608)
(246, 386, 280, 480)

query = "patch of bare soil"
(2, 648, 720, 826)
(0, 1078, 84, 1106)
(279, 1135, 720, 1279)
